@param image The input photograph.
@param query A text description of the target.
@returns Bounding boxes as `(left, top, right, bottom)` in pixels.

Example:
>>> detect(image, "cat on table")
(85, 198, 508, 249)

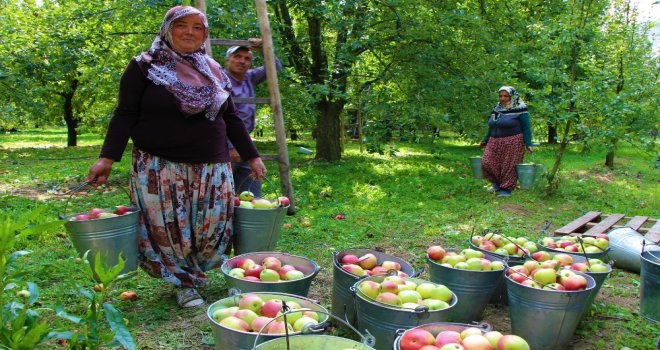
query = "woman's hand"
(86, 157, 115, 185)
(248, 157, 267, 180)
(526, 146, 534, 153)
(228, 148, 241, 163)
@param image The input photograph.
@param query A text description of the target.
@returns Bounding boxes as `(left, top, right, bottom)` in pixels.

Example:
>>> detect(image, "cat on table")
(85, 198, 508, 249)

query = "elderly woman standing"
(86, 6, 266, 307)
(481, 86, 533, 197)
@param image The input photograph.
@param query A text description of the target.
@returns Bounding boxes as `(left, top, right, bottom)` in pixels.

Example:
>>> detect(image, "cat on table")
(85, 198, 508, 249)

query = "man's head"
(225, 46, 254, 78)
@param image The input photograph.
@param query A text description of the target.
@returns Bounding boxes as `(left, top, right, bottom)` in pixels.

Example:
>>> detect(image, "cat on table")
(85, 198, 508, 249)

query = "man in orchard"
(224, 38, 283, 197)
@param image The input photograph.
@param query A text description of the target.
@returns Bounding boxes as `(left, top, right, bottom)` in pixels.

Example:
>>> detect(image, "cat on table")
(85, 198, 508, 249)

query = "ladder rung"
(234, 97, 271, 104)
(210, 39, 251, 46)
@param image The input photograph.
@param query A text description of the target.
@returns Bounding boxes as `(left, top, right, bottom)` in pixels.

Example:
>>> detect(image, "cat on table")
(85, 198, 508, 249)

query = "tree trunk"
(547, 123, 557, 144)
(605, 150, 615, 169)
(315, 99, 344, 161)
(62, 78, 79, 147)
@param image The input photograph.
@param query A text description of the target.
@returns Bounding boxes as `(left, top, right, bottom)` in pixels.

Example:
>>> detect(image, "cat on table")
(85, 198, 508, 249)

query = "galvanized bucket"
(221, 252, 320, 297)
(234, 205, 289, 255)
(392, 322, 492, 350)
(607, 227, 660, 273)
(207, 292, 329, 350)
(506, 270, 596, 350)
(426, 251, 504, 323)
(468, 237, 527, 305)
(640, 248, 660, 323)
(351, 276, 457, 350)
(332, 249, 415, 326)
(538, 236, 611, 261)
(63, 210, 139, 279)
(253, 309, 376, 349)
(469, 156, 483, 179)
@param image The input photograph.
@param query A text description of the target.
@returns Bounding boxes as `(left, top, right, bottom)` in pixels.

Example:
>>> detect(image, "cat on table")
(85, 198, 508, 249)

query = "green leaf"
(26, 282, 38, 306)
(103, 303, 135, 350)
(54, 304, 82, 324)
(6, 250, 31, 266)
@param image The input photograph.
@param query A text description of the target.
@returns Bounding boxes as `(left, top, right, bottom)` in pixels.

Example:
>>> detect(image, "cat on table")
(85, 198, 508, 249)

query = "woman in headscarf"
(86, 6, 266, 307)
(481, 86, 533, 197)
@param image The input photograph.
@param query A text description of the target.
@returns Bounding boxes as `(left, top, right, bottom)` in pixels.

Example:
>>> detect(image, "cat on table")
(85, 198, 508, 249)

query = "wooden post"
(195, 0, 213, 55)
(255, 0, 296, 214)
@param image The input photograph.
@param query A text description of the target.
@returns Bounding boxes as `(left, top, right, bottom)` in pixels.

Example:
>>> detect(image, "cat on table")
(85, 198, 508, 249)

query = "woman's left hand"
(248, 157, 267, 180)
(526, 146, 534, 153)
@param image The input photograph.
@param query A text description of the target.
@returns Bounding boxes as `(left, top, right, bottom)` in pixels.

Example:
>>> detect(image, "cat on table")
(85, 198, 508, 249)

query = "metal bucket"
(426, 251, 504, 322)
(538, 236, 611, 261)
(332, 249, 415, 326)
(506, 270, 596, 350)
(63, 209, 139, 279)
(222, 252, 320, 297)
(608, 227, 660, 273)
(516, 163, 542, 190)
(469, 157, 483, 179)
(234, 205, 289, 255)
(392, 322, 492, 350)
(351, 276, 457, 350)
(467, 239, 526, 305)
(207, 292, 329, 350)
(640, 249, 660, 322)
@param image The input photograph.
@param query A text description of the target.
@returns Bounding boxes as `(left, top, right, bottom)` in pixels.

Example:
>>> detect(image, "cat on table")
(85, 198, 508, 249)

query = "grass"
(0, 128, 659, 349)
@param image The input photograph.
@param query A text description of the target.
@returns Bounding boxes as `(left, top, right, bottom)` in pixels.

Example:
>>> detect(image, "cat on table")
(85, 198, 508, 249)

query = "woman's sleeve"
(482, 113, 492, 144)
(520, 112, 532, 147)
(224, 96, 260, 160)
(100, 60, 145, 161)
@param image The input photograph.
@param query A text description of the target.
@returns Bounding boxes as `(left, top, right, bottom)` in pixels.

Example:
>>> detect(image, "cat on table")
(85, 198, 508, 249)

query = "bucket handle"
(59, 180, 134, 220)
(250, 306, 376, 349)
(238, 175, 282, 199)
(411, 266, 426, 278)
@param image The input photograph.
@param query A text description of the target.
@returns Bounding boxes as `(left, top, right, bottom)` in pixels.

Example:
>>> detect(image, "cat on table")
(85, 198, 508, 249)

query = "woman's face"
(170, 15, 205, 54)
(498, 91, 511, 106)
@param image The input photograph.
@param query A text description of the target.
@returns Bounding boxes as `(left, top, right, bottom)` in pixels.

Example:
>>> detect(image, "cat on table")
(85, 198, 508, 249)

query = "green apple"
(239, 191, 255, 201)
(422, 298, 449, 310)
(490, 261, 505, 270)
(398, 290, 423, 304)
(293, 316, 318, 332)
(240, 201, 254, 209)
(212, 306, 239, 322)
(461, 248, 484, 259)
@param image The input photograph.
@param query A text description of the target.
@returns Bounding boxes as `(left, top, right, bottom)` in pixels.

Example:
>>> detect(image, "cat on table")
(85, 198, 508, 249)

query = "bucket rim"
(504, 269, 597, 293)
(426, 253, 506, 274)
(61, 207, 141, 222)
(537, 236, 611, 257)
(466, 239, 528, 262)
(221, 252, 321, 281)
(352, 275, 458, 311)
(641, 250, 660, 264)
(332, 248, 416, 274)
(520, 251, 613, 274)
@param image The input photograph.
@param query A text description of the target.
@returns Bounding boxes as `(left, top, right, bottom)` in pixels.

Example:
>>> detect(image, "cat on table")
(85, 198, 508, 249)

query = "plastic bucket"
(516, 163, 539, 189)
(426, 251, 505, 322)
(640, 250, 660, 322)
(469, 157, 483, 179)
(234, 205, 288, 255)
(538, 236, 611, 261)
(506, 270, 596, 350)
(206, 292, 329, 350)
(392, 322, 492, 350)
(351, 276, 457, 350)
(607, 227, 660, 273)
(63, 209, 139, 279)
(332, 249, 415, 326)
(221, 252, 320, 297)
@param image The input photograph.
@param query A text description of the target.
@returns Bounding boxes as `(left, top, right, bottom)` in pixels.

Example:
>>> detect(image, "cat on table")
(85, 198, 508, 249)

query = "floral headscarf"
(135, 6, 230, 121)
(495, 86, 527, 112)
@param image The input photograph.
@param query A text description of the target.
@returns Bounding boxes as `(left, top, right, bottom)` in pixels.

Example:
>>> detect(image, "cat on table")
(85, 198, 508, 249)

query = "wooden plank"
(625, 216, 648, 231)
(646, 220, 660, 243)
(554, 211, 602, 235)
(255, 0, 296, 215)
(583, 214, 625, 236)
(233, 97, 270, 104)
(210, 39, 252, 47)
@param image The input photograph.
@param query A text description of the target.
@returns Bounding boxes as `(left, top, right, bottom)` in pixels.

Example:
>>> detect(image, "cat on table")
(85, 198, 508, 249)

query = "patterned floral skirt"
(481, 134, 525, 191)
(130, 148, 235, 288)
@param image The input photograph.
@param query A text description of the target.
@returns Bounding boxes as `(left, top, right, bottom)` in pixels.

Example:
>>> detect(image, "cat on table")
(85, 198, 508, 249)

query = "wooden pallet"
(554, 211, 660, 243)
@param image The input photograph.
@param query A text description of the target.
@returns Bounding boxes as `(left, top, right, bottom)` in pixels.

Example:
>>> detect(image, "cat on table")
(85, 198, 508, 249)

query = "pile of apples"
(399, 326, 530, 350)
(227, 256, 307, 282)
(340, 252, 409, 277)
(69, 205, 133, 221)
(470, 232, 539, 257)
(506, 255, 591, 291)
(211, 294, 320, 334)
(539, 234, 609, 254)
(427, 246, 505, 271)
(357, 276, 454, 311)
(529, 251, 610, 273)
(235, 191, 290, 209)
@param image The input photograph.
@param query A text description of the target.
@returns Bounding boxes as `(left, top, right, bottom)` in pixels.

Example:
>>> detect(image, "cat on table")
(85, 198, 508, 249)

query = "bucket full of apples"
(505, 263, 596, 350)
(332, 248, 416, 327)
(351, 275, 458, 350)
(426, 245, 506, 323)
(221, 252, 320, 297)
(538, 235, 611, 260)
(60, 183, 139, 279)
(233, 189, 290, 255)
(393, 322, 533, 350)
(206, 291, 329, 350)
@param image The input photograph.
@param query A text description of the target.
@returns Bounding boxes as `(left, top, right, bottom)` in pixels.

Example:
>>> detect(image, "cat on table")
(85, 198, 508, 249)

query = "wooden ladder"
(196, 0, 296, 214)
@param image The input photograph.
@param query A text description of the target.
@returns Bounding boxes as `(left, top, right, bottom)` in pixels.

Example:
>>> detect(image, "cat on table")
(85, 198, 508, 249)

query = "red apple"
(251, 316, 273, 332)
(278, 264, 297, 279)
(400, 328, 435, 350)
(234, 196, 241, 207)
(382, 260, 401, 271)
(341, 254, 360, 265)
(427, 246, 446, 261)
(570, 262, 589, 272)
(358, 253, 378, 270)
(461, 334, 493, 350)
(238, 294, 264, 313)
(435, 331, 462, 348)
(219, 316, 249, 332)
(113, 205, 131, 215)
(88, 208, 105, 219)
(73, 214, 91, 221)
(261, 256, 282, 271)
(266, 320, 293, 334)
(244, 264, 263, 278)
(531, 251, 551, 262)
(562, 274, 588, 291)
(260, 299, 283, 318)
(278, 196, 290, 207)
(342, 264, 366, 276)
